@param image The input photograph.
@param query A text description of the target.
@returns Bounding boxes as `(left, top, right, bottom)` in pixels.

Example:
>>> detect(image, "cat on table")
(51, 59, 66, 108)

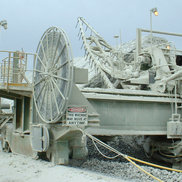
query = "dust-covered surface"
(74, 35, 175, 89)
(0, 35, 181, 182)
(0, 136, 182, 182)
(71, 36, 182, 181)
(0, 148, 126, 182)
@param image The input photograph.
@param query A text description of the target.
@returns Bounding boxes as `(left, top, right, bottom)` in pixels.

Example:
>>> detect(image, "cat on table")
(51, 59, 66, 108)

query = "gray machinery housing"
(1, 18, 182, 167)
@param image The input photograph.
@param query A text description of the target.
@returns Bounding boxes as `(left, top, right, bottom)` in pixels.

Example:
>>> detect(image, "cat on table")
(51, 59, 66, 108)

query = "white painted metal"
(78, 17, 182, 95)
(78, 18, 182, 141)
(33, 27, 73, 123)
(81, 87, 181, 98)
(31, 125, 49, 152)
(85, 128, 167, 136)
(83, 92, 182, 103)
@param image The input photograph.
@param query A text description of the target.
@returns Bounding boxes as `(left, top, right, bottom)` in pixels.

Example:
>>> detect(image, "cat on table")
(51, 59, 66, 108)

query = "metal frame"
(136, 28, 182, 58)
(0, 50, 35, 90)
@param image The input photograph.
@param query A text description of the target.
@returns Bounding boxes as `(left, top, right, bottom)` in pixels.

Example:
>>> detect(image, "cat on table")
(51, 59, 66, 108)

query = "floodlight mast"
(150, 8, 158, 46)
(0, 20, 8, 30)
(114, 35, 119, 48)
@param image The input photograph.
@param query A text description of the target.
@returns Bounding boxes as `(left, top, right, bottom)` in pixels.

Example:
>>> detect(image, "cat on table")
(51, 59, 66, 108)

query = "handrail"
(0, 50, 36, 88)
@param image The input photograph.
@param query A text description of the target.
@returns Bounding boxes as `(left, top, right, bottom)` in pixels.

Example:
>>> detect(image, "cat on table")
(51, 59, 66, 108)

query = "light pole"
(0, 20, 8, 30)
(150, 8, 158, 47)
(114, 35, 119, 48)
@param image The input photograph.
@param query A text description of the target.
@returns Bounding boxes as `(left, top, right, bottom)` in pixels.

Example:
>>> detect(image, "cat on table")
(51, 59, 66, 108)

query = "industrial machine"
(0, 27, 99, 164)
(77, 17, 182, 167)
(1, 17, 182, 167)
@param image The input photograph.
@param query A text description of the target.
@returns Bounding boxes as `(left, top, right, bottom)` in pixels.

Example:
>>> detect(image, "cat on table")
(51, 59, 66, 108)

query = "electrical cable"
(81, 130, 163, 182)
(79, 129, 182, 182)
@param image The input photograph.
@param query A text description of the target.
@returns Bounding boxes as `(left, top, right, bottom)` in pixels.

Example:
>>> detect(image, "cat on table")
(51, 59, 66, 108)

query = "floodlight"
(0, 20, 8, 30)
(166, 45, 170, 50)
(114, 35, 119, 38)
(151, 8, 158, 16)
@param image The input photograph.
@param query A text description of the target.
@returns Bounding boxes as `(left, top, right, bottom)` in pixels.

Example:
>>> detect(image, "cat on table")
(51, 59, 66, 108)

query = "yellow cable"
(125, 156, 163, 182)
(82, 130, 163, 181)
(128, 156, 182, 173)
(80, 129, 182, 181)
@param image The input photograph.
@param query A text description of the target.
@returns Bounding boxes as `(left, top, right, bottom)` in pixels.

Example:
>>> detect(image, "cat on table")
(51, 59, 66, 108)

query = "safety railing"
(0, 50, 36, 90)
(136, 28, 182, 57)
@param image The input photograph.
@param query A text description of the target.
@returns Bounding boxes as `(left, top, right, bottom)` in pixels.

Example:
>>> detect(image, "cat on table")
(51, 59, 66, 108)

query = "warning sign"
(66, 106, 88, 126)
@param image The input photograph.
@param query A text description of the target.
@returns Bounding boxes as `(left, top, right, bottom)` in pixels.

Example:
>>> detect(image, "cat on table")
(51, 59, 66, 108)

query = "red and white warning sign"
(67, 107, 86, 113)
(66, 106, 88, 126)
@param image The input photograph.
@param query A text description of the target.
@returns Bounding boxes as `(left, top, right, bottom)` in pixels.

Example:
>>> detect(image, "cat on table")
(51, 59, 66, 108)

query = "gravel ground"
(70, 136, 182, 182)
(80, 159, 182, 182)
(0, 135, 181, 181)
(0, 151, 126, 182)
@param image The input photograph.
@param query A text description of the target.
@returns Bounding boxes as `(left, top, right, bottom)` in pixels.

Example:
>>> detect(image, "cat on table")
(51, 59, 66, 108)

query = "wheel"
(33, 27, 73, 123)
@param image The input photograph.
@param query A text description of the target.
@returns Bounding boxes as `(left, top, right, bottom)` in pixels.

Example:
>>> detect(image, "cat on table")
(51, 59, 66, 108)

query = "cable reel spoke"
(40, 39, 48, 64)
(46, 32, 49, 58)
(52, 33, 62, 64)
(46, 81, 53, 122)
(34, 77, 45, 86)
(52, 75, 68, 81)
(54, 44, 66, 65)
(50, 80, 60, 115)
(34, 69, 45, 74)
(51, 77, 65, 100)
(38, 83, 48, 112)
(35, 81, 47, 101)
(48, 82, 53, 122)
(51, 29, 55, 60)
(52, 60, 68, 73)
(36, 55, 46, 70)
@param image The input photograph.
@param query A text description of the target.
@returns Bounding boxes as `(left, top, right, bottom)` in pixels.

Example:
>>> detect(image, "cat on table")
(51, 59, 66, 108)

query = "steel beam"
(83, 90, 181, 136)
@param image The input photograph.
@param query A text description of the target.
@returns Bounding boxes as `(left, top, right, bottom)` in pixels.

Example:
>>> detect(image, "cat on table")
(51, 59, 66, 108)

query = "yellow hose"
(128, 156, 182, 173)
(82, 130, 163, 181)
(125, 156, 163, 182)
(80, 129, 182, 182)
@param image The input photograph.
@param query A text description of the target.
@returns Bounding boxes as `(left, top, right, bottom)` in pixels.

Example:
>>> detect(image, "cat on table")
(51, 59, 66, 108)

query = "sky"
(0, 0, 182, 58)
